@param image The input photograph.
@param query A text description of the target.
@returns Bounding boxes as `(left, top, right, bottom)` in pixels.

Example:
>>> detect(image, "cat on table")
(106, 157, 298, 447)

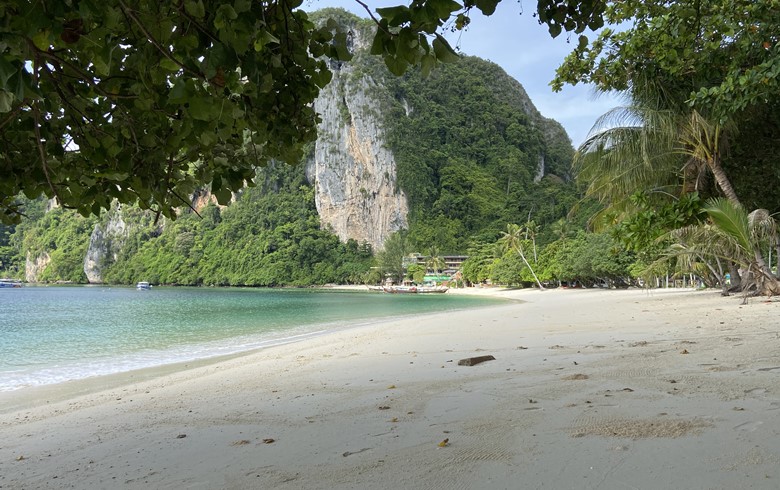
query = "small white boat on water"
(136, 281, 152, 290)
(0, 278, 22, 288)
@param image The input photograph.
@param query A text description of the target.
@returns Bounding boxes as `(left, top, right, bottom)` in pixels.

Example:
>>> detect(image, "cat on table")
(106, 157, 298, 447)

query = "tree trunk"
(722, 263, 742, 295)
(709, 154, 741, 205)
(709, 155, 780, 295)
(517, 249, 545, 290)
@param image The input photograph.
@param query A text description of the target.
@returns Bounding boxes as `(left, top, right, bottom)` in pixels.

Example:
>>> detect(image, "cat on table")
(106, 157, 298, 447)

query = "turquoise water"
(0, 286, 503, 391)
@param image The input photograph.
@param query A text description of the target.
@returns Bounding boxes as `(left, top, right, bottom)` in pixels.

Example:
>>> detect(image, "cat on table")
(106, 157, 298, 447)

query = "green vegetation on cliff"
(2, 45, 585, 286)
(385, 56, 577, 254)
(100, 163, 374, 286)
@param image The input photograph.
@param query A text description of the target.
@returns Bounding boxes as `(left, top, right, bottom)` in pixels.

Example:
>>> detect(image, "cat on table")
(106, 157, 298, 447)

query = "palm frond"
(574, 104, 685, 218)
(703, 198, 752, 252)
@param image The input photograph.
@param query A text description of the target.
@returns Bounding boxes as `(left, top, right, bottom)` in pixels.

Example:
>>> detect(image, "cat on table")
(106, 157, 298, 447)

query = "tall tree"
(377, 230, 411, 284)
(553, 0, 780, 119)
(563, 0, 780, 293)
(498, 223, 544, 289)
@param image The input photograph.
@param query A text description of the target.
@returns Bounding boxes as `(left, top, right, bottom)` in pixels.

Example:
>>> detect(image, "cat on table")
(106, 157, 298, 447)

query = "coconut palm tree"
(576, 106, 740, 217)
(576, 94, 780, 293)
(523, 220, 540, 263)
(666, 199, 780, 297)
(575, 103, 683, 225)
(426, 247, 445, 276)
(499, 223, 545, 289)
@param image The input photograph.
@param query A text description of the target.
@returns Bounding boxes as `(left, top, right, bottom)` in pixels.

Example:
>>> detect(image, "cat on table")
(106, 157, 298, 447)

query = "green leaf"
(370, 31, 388, 56)
(475, 0, 499, 16)
(0, 56, 17, 89)
(432, 35, 459, 63)
(0, 90, 13, 113)
(428, 0, 463, 18)
(384, 55, 409, 76)
(199, 130, 217, 146)
(184, 0, 205, 19)
(188, 96, 218, 121)
(704, 198, 751, 252)
(254, 30, 280, 52)
(13, 71, 25, 100)
(214, 4, 238, 29)
(376, 6, 410, 26)
(31, 30, 51, 51)
(214, 186, 232, 205)
(420, 53, 436, 78)
(234, 0, 251, 14)
(159, 58, 180, 72)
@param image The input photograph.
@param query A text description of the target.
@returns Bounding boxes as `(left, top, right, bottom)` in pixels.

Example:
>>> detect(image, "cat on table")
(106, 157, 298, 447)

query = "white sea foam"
(0, 328, 330, 392)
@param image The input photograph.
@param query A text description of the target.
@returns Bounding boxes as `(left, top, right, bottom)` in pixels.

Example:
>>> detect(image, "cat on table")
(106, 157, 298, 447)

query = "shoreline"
(0, 286, 511, 411)
(2, 287, 779, 488)
(0, 286, 505, 397)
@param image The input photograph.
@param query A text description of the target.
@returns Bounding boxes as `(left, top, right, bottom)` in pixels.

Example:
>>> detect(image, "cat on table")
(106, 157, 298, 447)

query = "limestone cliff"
(307, 26, 408, 252)
(25, 252, 50, 283)
(308, 73, 408, 252)
(83, 203, 129, 283)
(19, 10, 575, 284)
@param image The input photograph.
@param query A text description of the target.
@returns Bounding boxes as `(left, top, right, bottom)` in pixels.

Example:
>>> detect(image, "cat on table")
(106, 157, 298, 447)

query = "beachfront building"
(402, 254, 468, 286)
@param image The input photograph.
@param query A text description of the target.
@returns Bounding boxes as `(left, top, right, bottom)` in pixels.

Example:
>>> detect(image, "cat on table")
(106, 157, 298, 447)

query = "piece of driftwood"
(457, 355, 496, 366)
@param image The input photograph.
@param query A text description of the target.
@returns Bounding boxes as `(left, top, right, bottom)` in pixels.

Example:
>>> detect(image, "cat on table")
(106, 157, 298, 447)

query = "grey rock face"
(25, 252, 50, 283)
(308, 61, 408, 252)
(83, 204, 128, 283)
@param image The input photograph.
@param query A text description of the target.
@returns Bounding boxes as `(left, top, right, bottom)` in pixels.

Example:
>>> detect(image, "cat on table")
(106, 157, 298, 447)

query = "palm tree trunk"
(710, 154, 780, 294)
(709, 154, 741, 204)
(775, 242, 780, 279)
(517, 249, 545, 290)
(727, 263, 742, 293)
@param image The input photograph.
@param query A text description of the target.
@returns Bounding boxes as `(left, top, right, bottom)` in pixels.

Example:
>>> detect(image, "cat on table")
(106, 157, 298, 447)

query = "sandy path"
(1, 288, 779, 489)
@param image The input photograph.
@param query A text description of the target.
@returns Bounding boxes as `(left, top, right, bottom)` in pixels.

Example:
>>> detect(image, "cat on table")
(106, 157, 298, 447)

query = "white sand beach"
(2, 287, 780, 489)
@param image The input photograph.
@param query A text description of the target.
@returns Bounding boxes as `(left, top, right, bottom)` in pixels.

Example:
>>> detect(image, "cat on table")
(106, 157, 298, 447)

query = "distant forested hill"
(1, 10, 580, 286)
(386, 55, 576, 252)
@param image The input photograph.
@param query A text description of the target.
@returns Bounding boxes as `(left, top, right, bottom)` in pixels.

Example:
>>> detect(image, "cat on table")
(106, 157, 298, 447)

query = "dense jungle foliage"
(3, 45, 614, 287)
(385, 56, 578, 254)
(4, 163, 376, 286)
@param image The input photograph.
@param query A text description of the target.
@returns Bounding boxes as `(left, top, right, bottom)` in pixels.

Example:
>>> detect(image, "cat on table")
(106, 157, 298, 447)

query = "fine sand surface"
(2, 287, 780, 489)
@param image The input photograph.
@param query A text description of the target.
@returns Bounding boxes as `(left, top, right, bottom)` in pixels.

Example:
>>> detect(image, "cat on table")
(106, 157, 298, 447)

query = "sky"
(304, 0, 622, 147)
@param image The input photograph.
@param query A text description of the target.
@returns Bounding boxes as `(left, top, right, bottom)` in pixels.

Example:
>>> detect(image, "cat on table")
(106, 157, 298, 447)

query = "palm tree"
(426, 247, 445, 276)
(551, 218, 573, 241)
(523, 220, 540, 263)
(576, 95, 780, 293)
(575, 103, 683, 226)
(499, 223, 545, 290)
(666, 199, 780, 297)
(676, 111, 740, 204)
(576, 106, 741, 217)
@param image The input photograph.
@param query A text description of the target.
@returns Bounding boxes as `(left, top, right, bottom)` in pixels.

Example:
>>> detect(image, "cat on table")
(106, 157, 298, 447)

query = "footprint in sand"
(733, 421, 763, 432)
(745, 387, 768, 396)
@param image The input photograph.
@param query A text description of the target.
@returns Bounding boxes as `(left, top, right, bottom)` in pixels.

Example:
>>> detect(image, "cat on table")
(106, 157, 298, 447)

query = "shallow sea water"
(0, 286, 503, 391)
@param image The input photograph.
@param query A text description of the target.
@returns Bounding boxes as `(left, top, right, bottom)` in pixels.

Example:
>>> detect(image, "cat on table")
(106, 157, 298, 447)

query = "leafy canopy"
(0, 0, 607, 224)
(553, 0, 780, 118)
